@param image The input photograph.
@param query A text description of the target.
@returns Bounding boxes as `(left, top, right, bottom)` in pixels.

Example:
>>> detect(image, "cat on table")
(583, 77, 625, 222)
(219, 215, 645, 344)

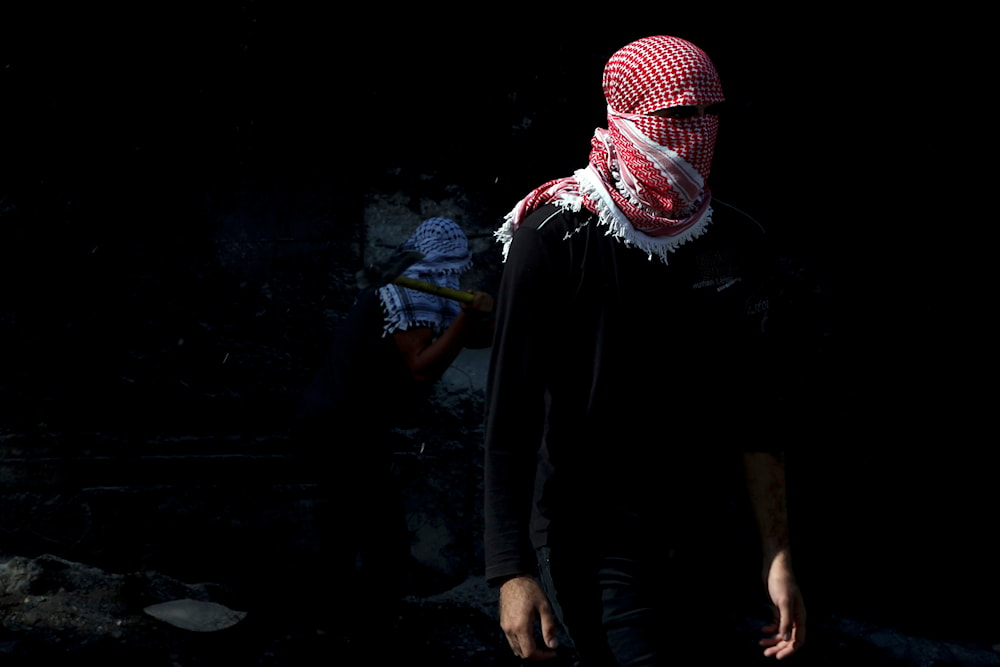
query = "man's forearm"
(743, 451, 791, 564)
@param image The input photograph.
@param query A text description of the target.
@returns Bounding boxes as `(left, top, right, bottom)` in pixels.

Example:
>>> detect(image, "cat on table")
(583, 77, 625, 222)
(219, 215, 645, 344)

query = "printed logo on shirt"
(691, 250, 742, 292)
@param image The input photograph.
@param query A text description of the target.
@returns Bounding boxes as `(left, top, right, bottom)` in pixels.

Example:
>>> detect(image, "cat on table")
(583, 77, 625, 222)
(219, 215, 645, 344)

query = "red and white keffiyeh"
(496, 35, 725, 264)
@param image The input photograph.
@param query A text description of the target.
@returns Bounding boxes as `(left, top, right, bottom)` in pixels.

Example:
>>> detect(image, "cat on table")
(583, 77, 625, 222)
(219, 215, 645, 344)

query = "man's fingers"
(508, 630, 559, 661)
(540, 606, 560, 649)
(760, 626, 804, 659)
(506, 635, 521, 658)
(510, 638, 524, 659)
(506, 629, 531, 659)
(760, 621, 787, 642)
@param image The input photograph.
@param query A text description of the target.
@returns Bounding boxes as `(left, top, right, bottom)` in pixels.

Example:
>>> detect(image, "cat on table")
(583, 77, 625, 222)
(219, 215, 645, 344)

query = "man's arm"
(484, 221, 559, 660)
(392, 290, 494, 381)
(743, 452, 806, 659)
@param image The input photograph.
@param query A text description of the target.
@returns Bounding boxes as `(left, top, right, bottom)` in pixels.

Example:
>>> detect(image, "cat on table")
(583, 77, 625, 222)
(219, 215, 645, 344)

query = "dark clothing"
(484, 202, 781, 585)
(296, 285, 428, 436)
(483, 202, 790, 663)
(293, 286, 426, 642)
(537, 538, 760, 666)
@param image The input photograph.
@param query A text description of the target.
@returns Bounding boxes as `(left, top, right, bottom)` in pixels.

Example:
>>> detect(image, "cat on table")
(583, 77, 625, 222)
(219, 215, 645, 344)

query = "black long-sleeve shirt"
(483, 202, 785, 585)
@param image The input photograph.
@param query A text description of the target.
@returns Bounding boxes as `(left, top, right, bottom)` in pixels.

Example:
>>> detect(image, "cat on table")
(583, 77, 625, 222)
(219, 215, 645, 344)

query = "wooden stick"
(391, 275, 475, 303)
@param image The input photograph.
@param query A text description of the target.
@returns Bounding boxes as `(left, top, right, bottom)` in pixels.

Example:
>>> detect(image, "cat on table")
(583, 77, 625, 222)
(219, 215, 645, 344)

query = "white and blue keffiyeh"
(378, 217, 473, 336)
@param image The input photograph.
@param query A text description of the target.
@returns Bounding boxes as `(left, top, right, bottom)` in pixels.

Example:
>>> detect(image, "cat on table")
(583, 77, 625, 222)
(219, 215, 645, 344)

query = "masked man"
(484, 36, 806, 665)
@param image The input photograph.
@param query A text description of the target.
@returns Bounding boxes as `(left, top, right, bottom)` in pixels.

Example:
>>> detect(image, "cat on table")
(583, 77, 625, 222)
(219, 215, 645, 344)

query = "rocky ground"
(2, 551, 998, 667)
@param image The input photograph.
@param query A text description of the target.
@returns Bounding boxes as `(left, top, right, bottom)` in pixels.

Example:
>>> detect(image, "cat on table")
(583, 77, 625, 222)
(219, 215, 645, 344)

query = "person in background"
(483, 35, 806, 665)
(296, 216, 494, 647)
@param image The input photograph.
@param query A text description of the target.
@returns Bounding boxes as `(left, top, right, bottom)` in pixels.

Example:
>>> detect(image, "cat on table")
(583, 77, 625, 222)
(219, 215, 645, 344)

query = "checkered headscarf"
(379, 217, 473, 336)
(496, 35, 725, 264)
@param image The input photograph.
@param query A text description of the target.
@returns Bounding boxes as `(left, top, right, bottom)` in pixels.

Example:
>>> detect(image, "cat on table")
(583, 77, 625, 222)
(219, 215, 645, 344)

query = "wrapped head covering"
(378, 217, 473, 335)
(496, 35, 725, 264)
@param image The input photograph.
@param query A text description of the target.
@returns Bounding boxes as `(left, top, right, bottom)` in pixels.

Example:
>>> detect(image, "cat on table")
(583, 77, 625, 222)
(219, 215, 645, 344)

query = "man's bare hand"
(462, 290, 495, 315)
(759, 551, 806, 659)
(499, 575, 559, 661)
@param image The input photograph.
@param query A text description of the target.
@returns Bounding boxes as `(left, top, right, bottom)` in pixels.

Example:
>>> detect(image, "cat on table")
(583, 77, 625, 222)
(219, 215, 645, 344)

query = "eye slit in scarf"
(496, 35, 725, 265)
(647, 103, 724, 119)
(378, 217, 473, 336)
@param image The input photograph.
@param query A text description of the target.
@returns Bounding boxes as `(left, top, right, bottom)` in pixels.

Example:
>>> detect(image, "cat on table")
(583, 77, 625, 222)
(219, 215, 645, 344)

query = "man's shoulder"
(709, 198, 767, 240)
(517, 204, 593, 237)
(515, 199, 766, 239)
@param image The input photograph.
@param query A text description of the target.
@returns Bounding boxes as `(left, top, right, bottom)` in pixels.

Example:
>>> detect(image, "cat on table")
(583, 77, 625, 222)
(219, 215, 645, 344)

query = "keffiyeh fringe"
(495, 167, 712, 265)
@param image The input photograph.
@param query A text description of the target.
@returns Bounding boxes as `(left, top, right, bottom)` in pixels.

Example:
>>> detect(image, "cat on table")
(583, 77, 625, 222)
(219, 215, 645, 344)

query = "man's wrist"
(489, 571, 536, 589)
(763, 547, 793, 576)
(497, 573, 534, 588)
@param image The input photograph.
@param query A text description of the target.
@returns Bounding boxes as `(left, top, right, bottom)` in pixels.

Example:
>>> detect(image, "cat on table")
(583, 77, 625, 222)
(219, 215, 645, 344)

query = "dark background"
(1, 2, 994, 652)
